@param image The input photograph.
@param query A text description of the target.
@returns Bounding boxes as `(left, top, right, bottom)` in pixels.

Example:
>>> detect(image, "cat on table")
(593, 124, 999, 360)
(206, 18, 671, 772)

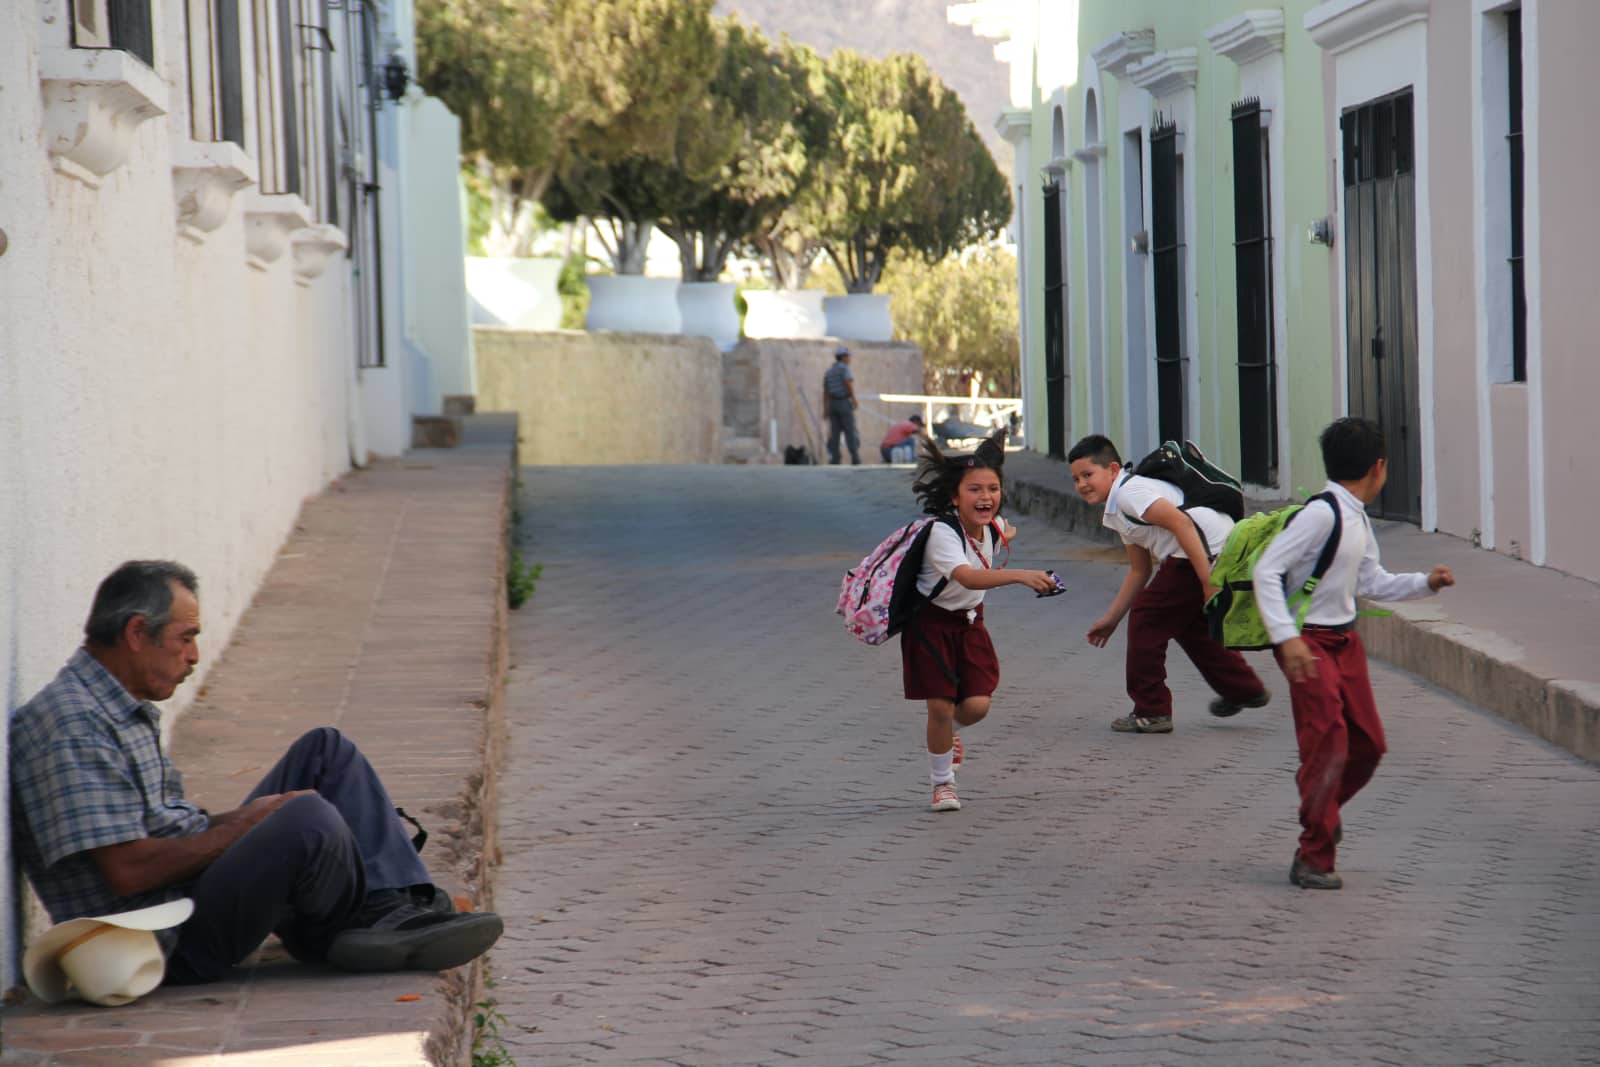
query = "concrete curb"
(1007, 451, 1600, 766)
(424, 414, 517, 1067)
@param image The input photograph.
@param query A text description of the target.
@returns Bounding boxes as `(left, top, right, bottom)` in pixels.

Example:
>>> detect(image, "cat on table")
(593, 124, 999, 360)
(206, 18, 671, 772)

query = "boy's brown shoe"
(1111, 714, 1173, 733)
(1289, 855, 1344, 890)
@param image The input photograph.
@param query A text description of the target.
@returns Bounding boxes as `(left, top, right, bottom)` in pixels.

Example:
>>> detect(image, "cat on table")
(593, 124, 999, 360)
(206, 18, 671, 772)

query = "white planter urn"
(464, 256, 564, 330)
(823, 293, 894, 342)
(585, 275, 682, 334)
(741, 289, 828, 339)
(676, 281, 741, 348)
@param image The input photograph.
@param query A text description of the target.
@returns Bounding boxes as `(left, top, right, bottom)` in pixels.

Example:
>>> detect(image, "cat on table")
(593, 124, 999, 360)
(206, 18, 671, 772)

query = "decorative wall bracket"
(1072, 142, 1107, 164)
(1305, 0, 1430, 54)
(1091, 29, 1156, 79)
(242, 192, 313, 271)
(291, 224, 348, 286)
(173, 141, 257, 244)
(995, 108, 1032, 147)
(1128, 48, 1201, 100)
(40, 48, 169, 188)
(1206, 10, 1287, 66)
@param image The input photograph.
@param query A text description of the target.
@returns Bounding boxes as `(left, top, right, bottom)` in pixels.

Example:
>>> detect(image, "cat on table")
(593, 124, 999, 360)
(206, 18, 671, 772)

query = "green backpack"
(1203, 493, 1341, 651)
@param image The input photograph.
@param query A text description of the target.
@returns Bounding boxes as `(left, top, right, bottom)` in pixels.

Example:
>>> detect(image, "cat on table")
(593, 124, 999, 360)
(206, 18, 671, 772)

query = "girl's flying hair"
(912, 429, 1007, 515)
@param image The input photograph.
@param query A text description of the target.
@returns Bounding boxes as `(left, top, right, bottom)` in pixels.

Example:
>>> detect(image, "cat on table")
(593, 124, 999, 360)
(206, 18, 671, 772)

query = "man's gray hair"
(84, 560, 199, 647)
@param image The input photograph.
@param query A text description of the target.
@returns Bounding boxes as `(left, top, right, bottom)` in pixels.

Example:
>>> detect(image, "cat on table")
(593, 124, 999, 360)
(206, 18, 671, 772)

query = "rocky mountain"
(713, 0, 1013, 174)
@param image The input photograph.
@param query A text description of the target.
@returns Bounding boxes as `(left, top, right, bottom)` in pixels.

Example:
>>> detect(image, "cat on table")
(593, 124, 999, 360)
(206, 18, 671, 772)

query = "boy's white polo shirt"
(1103, 473, 1233, 562)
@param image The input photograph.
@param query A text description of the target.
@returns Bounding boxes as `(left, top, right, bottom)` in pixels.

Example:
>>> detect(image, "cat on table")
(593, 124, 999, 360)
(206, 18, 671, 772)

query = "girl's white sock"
(929, 748, 955, 786)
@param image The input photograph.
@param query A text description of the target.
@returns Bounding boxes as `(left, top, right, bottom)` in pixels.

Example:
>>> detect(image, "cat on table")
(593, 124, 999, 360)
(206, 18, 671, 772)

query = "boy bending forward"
(1068, 435, 1269, 733)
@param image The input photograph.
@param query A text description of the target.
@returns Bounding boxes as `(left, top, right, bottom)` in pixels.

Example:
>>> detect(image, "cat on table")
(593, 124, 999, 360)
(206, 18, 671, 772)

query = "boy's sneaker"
(1289, 855, 1344, 890)
(328, 889, 504, 973)
(1209, 689, 1272, 718)
(930, 781, 961, 812)
(1110, 714, 1173, 733)
(951, 734, 963, 773)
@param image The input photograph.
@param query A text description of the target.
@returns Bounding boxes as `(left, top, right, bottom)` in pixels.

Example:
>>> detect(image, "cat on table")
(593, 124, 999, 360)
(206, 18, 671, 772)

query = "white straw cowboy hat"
(23, 898, 193, 1007)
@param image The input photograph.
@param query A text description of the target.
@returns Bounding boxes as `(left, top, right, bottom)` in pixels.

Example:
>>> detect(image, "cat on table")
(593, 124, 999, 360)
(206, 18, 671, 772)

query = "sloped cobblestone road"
(492, 466, 1600, 1066)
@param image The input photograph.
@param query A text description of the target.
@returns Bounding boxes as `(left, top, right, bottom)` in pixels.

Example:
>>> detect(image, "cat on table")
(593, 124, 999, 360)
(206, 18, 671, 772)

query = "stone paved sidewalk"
(490, 465, 1600, 1066)
(3, 416, 516, 1067)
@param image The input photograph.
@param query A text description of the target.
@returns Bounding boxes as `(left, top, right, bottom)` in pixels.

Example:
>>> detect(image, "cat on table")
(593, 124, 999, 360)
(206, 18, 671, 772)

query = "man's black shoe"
(1289, 855, 1343, 890)
(328, 889, 502, 973)
(1209, 689, 1271, 718)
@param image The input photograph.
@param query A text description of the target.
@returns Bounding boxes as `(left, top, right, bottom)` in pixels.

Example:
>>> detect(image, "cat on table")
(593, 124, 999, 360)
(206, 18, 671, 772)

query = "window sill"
(242, 191, 313, 271)
(40, 48, 169, 188)
(291, 224, 347, 286)
(173, 141, 257, 244)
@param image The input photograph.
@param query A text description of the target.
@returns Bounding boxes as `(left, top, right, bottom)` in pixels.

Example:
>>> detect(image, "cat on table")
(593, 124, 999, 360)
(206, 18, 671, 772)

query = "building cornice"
(1091, 29, 1157, 78)
(1206, 10, 1286, 66)
(1305, 0, 1429, 54)
(1128, 48, 1200, 99)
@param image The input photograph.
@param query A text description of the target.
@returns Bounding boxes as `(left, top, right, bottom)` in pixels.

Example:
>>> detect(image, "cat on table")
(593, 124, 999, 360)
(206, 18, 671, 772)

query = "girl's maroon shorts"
(901, 603, 1000, 701)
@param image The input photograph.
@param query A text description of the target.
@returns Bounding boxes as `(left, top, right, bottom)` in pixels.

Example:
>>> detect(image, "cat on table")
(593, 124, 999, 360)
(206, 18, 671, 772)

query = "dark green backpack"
(1203, 493, 1340, 650)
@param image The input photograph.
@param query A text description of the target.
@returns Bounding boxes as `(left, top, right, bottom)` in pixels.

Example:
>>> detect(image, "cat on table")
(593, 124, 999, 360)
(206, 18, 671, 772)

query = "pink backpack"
(836, 516, 1004, 646)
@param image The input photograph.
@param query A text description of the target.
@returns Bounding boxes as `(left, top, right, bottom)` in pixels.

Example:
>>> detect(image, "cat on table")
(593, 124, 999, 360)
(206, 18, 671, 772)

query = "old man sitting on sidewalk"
(9, 559, 502, 997)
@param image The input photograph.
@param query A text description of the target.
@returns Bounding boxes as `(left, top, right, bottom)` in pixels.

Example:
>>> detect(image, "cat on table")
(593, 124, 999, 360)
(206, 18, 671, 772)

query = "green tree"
(415, 0, 720, 256)
(801, 51, 1010, 294)
(740, 39, 832, 290)
(878, 245, 1020, 395)
(652, 25, 826, 283)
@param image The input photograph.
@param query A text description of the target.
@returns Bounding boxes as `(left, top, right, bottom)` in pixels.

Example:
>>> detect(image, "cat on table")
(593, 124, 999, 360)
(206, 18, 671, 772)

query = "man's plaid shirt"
(9, 647, 209, 922)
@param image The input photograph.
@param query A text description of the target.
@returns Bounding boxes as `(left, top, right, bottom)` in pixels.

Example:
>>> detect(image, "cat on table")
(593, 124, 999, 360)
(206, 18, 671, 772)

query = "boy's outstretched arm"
(1088, 543, 1152, 646)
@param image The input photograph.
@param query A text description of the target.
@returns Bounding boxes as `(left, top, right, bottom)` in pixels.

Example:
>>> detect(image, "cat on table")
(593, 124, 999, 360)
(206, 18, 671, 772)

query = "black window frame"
(1506, 6, 1526, 383)
(1230, 97, 1279, 487)
(1150, 116, 1186, 444)
(72, 0, 156, 67)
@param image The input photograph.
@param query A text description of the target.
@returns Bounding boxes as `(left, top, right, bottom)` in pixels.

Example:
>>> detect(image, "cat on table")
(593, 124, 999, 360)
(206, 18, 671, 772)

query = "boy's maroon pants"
(1125, 557, 1265, 718)
(1277, 627, 1386, 873)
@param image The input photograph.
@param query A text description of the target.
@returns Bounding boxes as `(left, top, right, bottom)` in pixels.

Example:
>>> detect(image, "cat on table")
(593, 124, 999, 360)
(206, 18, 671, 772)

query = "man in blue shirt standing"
(10, 560, 502, 988)
(822, 344, 862, 465)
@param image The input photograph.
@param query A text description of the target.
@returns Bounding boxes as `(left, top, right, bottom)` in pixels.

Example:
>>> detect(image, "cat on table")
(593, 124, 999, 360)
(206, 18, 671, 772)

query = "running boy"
(1067, 434, 1270, 733)
(1253, 417, 1454, 890)
(906, 431, 1057, 812)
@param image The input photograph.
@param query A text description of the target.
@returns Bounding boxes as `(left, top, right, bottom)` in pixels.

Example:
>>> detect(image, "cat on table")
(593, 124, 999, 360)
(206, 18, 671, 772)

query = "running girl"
(905, 431, 1058, 812)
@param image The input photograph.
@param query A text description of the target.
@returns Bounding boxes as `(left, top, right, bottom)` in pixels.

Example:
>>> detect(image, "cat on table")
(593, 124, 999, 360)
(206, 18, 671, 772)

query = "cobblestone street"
(492, 466, 1600, 1066)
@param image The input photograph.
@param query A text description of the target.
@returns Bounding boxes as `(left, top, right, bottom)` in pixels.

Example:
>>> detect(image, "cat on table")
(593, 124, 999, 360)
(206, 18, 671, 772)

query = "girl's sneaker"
(931, 781, 961, 812)
(951, 734, 963, 773)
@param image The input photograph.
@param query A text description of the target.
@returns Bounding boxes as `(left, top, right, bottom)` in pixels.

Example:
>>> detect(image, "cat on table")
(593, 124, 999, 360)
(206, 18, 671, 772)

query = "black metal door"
(1231, 99, 1278, 486)
(1043, 182, 1067, 458)
(1150, 119, 1186, 443)
(1341, 91, 1420, 523)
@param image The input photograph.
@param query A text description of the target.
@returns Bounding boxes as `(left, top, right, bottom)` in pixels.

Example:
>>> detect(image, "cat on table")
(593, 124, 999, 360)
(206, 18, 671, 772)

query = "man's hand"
(1277, 637, 1318, 683)
(210, 789, 317, 830)
(1087, 615, 1119, 647)
(1427, 565, 1455, 592)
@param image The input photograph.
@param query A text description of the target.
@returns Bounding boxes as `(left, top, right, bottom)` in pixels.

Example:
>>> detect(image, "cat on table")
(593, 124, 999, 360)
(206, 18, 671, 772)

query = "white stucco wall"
(0, 5, 373, 988)
(403, 98, 476, 410)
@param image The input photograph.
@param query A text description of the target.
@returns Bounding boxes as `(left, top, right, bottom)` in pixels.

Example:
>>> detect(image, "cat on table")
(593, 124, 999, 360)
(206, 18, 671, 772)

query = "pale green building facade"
(974, 0, 1336, 499)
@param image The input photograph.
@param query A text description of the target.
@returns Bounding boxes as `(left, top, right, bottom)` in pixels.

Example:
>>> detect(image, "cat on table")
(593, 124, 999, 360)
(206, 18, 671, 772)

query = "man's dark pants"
(167, 727, 430, 982)
(827, 400, 860, 465)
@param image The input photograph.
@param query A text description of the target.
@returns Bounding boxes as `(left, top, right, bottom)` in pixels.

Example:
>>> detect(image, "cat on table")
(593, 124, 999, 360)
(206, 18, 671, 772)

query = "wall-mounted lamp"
(1129, 228, 1149, 255)
(1307, 216, 1335, 247)
(383, 52, 410, 102)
